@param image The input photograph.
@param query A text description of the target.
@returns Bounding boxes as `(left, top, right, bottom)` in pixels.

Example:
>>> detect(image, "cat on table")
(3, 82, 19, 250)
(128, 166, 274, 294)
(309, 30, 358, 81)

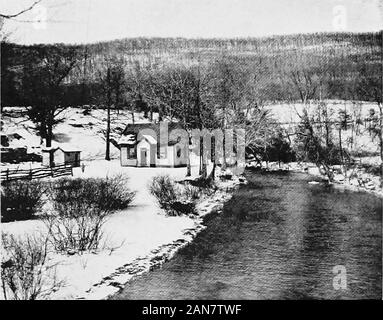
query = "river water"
(114, 171, 382, 300)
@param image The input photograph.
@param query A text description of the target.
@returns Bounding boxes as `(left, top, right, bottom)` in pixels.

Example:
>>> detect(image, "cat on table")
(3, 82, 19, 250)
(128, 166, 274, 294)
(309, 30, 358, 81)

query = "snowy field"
(1, 159, 239, 299)
(266, 100, 381, 155)
(1, 100, 380, 170)
(0, 106, 241, 299)
(1, 107, 159, 169)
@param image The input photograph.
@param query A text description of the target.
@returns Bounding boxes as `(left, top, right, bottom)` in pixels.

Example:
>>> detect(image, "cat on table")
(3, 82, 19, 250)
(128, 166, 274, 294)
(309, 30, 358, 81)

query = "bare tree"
(22, 46, 80, 154)
(98, 56, 126, 160)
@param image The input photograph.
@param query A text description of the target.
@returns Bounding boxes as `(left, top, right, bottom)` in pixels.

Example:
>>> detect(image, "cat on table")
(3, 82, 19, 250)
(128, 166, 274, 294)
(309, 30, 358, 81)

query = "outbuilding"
(42, 145, 81, 167)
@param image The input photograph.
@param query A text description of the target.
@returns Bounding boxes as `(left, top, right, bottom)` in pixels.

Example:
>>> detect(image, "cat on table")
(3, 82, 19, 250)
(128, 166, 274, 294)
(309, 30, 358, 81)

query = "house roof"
(122, 122, 183, 135)
(118, 134, 136, 145)
(42, 143, 81, 153)
(139, 134, 157, 145)
(120, 122, 184, 145)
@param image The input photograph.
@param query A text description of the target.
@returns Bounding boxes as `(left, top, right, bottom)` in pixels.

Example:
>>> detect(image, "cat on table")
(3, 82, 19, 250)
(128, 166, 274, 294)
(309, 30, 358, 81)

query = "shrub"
(45, 203, 107, 254)
(149, 175, 178, 210)
(1, 233, 62, 300)
(50, 175, 135, 213)
(99, 175, 136, 211)
(182, 184, 201, 201)
(46, 175, 135, 254)
(1, 180, 46, 223)
(149, 175, 197, 216)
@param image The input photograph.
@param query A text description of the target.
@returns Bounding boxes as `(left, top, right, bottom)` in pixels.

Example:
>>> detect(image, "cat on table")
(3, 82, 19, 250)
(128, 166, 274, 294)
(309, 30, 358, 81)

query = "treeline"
(1, 31, 382, 109)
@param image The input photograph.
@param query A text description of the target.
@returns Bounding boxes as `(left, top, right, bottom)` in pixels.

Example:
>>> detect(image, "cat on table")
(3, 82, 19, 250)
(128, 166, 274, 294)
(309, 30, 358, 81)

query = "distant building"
(118, 123, 189, 167)
(42, 145, 81, 167)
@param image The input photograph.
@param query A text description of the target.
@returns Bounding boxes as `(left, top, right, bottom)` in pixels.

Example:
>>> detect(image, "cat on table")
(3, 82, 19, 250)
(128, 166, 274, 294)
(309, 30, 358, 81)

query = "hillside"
(2, 31, 382, 108)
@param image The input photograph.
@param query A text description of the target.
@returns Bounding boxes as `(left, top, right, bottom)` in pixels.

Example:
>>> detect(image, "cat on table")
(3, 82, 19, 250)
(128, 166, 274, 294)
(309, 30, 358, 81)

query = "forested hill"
(1, 31, 382, 108)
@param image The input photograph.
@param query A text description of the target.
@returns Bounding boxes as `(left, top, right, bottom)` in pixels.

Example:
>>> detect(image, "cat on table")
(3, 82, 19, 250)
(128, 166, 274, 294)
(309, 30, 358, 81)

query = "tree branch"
(0, 0, 42, 19)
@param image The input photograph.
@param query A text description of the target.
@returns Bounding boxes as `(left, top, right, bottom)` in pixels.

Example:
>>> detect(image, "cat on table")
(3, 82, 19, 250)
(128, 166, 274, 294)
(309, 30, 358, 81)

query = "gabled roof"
(118, 134, 136, 145)
(122, 122, 183, 136)
(120, 122, 184, 145)
(138, 134, 157, 145)
(42, 143, 81, 153)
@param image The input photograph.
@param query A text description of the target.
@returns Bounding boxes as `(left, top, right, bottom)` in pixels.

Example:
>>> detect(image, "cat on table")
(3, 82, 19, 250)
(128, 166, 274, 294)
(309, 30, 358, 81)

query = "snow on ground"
(1, 100, 381, 299)
(1, 107, 157, 169)
(265, 100, 381, 124)
(1, 159, 240, 299)
(266, 100, 382, 155)
(1, 101, 380, 170)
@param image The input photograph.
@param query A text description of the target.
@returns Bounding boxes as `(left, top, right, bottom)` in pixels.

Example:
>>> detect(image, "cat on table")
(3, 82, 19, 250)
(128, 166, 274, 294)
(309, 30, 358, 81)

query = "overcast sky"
(1, 0, 382, 44)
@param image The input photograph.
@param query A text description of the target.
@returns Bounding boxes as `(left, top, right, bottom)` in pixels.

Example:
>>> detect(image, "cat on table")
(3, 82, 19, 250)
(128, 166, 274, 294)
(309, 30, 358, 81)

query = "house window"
(128, 146, 136, 158)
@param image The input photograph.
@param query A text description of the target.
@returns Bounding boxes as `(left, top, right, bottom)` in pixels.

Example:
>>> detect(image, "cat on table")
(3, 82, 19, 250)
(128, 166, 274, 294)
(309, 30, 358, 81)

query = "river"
(113, 171, 382, 300)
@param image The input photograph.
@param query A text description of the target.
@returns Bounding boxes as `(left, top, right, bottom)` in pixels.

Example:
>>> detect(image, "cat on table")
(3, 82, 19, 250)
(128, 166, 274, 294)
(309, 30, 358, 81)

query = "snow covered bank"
(246, 161, 382, 198)
(1, 160, 243, 300)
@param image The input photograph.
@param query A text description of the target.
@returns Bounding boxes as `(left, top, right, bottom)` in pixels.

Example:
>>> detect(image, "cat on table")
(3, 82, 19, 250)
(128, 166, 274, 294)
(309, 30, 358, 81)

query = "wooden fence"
(1, 163, 74, 183)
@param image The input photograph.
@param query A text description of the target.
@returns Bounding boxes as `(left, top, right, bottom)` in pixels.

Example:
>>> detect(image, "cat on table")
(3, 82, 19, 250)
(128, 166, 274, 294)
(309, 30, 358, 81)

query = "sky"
(1, 0, 382, 44)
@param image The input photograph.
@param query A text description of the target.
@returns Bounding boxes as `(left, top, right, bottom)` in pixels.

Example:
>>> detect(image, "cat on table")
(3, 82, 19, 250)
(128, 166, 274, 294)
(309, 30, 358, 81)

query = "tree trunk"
(211, 162, 216, 181)
(105, 105, 111, 161)
(186, 149, 191, 177)
(131, 110, 135, 124)
(199, 137, 203, 175)
(379, 103, 383, 187)
(46, 122, 53, 148)
(338, 127, 346, 178)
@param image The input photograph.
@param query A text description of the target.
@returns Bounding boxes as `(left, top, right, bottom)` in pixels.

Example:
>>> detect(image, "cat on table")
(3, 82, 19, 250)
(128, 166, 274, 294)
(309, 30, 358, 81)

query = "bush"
(1, 180, 46, 222)
(47, 175, 135, 254)
(1, 233, 62, 300)
(50, 175, 136, 213)
(182, 184, 202, 201)
(99, 175, 136, 211)
(45, 203, 107, 254)
(149, 175, 178, 210)
(149, 175, 197, 216)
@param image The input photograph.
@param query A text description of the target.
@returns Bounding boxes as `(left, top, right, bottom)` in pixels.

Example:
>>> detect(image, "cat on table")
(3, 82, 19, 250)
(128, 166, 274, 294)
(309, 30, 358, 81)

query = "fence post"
(29, 169, 33, 180)
(51, 167, 54, 177)
(6, 168, 9, 181)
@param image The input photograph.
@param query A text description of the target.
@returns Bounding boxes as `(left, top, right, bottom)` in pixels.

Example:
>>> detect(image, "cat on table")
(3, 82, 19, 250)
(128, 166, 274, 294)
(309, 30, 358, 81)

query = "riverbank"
(246, 161, 383, 198)
(87, 171, 244, 300)
(0, 160, 244, 300)
(112, 169, 382, 300)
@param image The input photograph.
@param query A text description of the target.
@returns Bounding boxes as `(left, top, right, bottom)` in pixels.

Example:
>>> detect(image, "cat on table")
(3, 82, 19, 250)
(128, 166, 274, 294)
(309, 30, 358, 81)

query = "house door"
(74, 153, 79, 167)
(49, 151, 55, 167)
(140, 148, 148, 166)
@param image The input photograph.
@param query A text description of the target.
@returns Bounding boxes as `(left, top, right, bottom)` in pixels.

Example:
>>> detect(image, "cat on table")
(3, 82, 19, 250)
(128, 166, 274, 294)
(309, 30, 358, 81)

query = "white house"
(118, 123, 189, 167)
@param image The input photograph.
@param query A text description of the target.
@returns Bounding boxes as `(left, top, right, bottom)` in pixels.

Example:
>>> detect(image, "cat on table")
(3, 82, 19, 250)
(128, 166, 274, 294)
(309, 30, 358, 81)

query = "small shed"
(42, 145, 81, 167)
